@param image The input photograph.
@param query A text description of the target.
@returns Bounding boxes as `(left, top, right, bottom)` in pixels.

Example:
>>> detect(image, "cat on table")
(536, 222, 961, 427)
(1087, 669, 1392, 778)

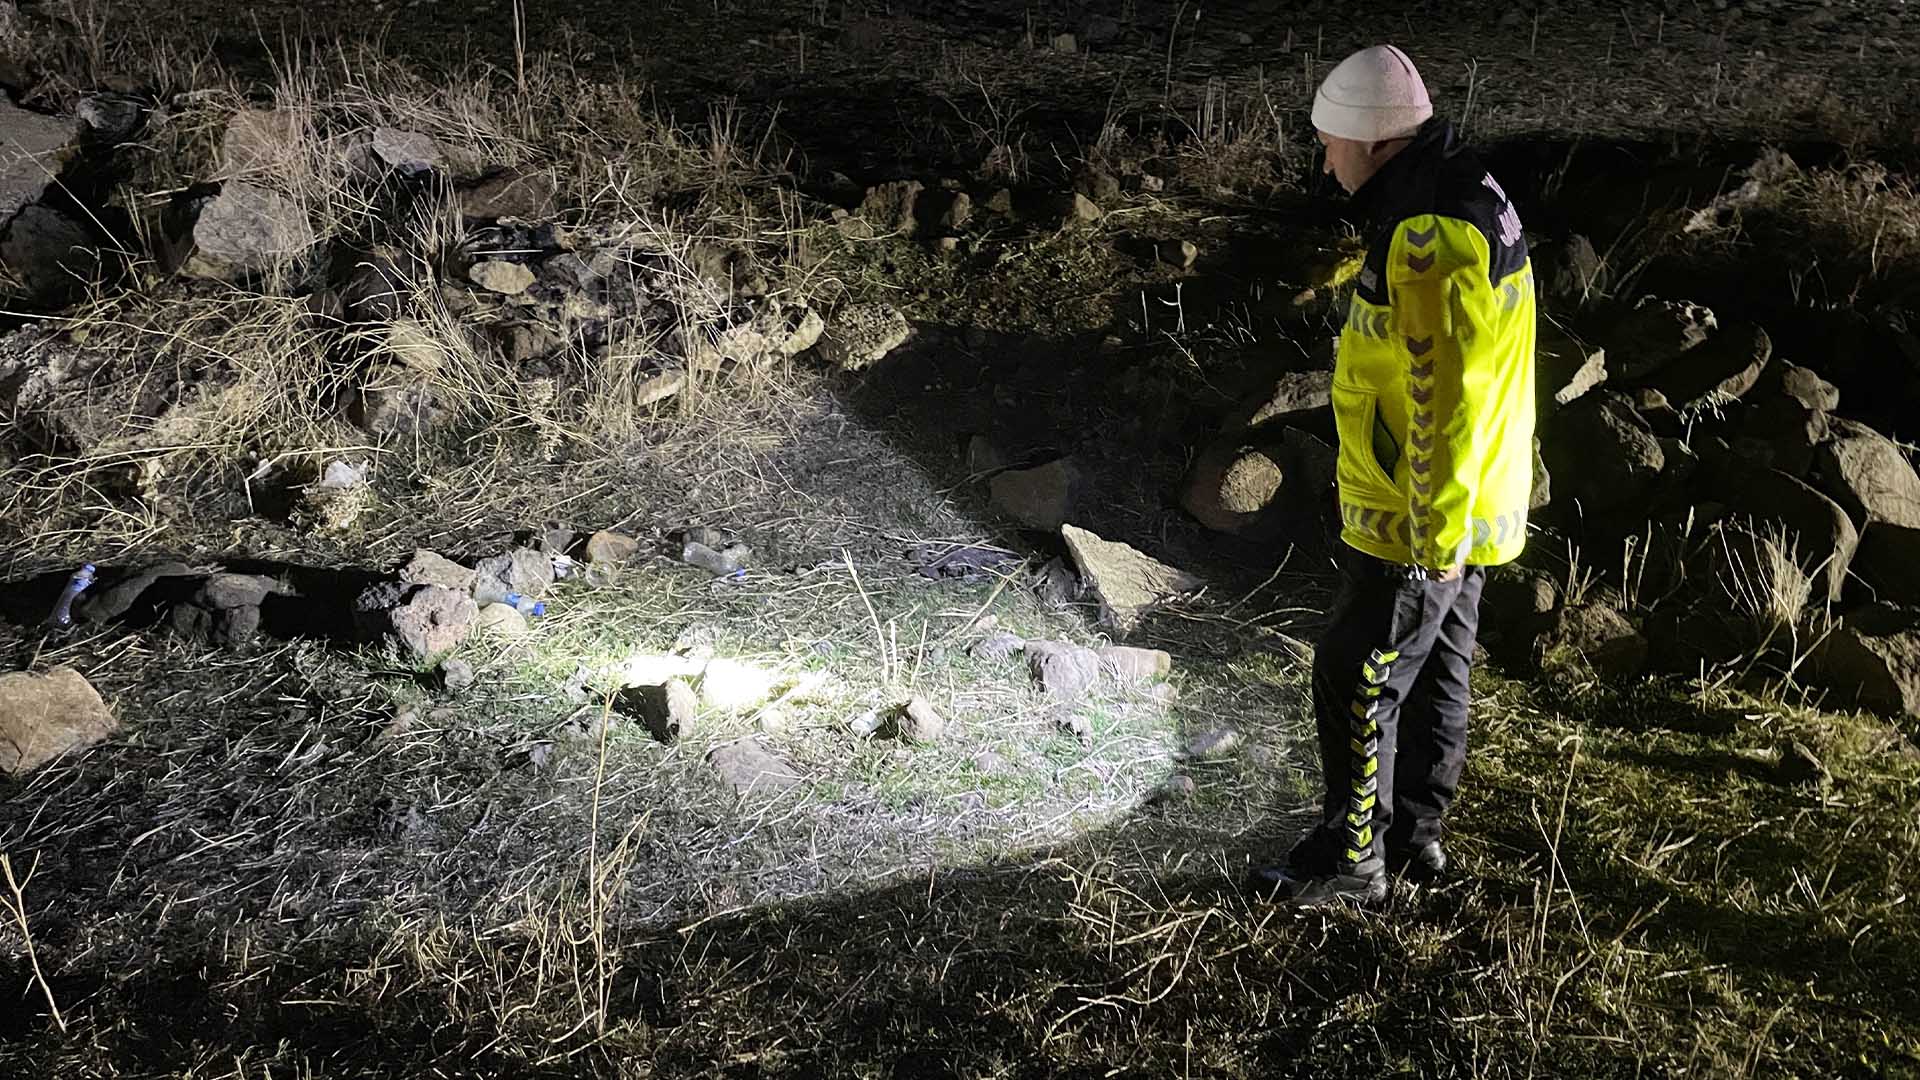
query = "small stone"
(859, 180, 924, 236)
(1099, 645, 1172, 683)
(940, 191, 974, 232)
(1183, 727, 1242, 760)
(200, 573, 279, 610)
(1151, 774, 1198, 803)
(1139, 174, 1166, 193)
(896, 696, 947, 743)
(400, 550, 477, 592)
(585, 530, 641, 565)
(469, 260, 536, 295)
(971, 748, 1011, 775)
(370, 127, 444, 174)
(990, 458, 1083, 531)
(708, 738, 803, 796)
(0, 667, 118, 777)
(1157, 239, 1199, 270)
(986, 188, 1014, 214)
(934, 236, 960, 255)
(757, 707, 791, 734)
(439, 657, 475, 694)
(971, 630, 1026, 663)
(1026, 640, 1101, 699)
(1051, 32, 1077, 52)
(1065, 193, 1103, 226)
(474, 602, 531, 639)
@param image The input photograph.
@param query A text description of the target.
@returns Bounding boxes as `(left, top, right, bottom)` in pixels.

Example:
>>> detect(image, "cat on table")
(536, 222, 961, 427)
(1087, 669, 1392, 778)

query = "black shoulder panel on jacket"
(1350, 119, 1529, 306)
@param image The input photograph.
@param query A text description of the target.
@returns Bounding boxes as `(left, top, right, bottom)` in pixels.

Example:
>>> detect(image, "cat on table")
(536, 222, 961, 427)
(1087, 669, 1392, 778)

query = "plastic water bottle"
(47, 563, 96, 628)
(681, 541, 747, 579)
(503, 592, 546, 617)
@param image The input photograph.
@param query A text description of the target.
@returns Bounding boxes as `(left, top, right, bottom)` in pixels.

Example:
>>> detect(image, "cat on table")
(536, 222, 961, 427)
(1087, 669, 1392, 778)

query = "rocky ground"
(1, 0, 1919, 1076)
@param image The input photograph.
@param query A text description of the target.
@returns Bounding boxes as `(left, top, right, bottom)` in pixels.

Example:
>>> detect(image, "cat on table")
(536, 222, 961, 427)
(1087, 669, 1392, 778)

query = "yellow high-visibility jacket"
(1332, 120, 1536, 569)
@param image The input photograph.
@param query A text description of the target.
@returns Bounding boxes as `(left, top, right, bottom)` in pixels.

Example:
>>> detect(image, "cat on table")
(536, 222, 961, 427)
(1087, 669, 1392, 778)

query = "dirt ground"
(1, 0, 1918, 1077)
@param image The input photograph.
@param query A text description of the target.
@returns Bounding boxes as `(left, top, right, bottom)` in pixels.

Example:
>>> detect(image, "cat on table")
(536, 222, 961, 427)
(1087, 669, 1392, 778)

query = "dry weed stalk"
(0, 851, 67, 1033)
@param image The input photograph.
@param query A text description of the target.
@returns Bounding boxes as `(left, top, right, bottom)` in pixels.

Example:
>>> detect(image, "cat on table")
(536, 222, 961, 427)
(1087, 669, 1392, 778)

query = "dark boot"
(1249, 865, 1388, 907)
(1387, 839, 1448, 883)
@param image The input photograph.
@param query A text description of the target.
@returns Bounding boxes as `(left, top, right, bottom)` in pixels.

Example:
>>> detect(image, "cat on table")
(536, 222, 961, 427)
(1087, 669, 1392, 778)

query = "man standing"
(1252, 45, 1536, 906)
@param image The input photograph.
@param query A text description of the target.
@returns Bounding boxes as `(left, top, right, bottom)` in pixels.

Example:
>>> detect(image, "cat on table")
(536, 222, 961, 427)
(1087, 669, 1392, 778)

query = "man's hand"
(1420, 564, 1464, 583)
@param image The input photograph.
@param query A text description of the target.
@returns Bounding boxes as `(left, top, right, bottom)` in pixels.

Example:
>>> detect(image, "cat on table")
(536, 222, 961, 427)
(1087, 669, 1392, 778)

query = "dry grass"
(2, 4, 1919, 1077)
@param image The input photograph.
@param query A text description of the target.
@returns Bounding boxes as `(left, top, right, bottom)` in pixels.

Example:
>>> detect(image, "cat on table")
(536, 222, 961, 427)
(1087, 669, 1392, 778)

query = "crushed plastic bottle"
(503, 592, 547, 617)
(47, 563, 97, 628)
(680, 540, 747, 579)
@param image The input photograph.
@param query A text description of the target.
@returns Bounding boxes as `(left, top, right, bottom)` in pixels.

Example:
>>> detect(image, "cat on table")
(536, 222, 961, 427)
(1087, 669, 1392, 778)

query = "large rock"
(1061, 524, 1202, 634)
(1, 203, 99, 300)
(1640, 322, 1771, 413)
(814, 302, 910, 370)
(458, 165, 559, 220)
(1815, 604, 1920, 718)
(0, 667, 117, 777)
(1481, 564, 1559, 643)
(175, 182, 315, 281)
(1540, 393, 1665, 516)
(1728, 467, 1859, 604)
(358, 583, 476, 661)
(0, 98, 83, 221)
(1812, 420, 1920, 530)
(1544, 603, 1647, 679)
(1180, 443, 1283, 535)
(1539, 232, 1607, 304)
(1593, 298, 1716, 383)
(1812, 420, 1920, 601)
(475, 547, 555, 601)
(1229, 370, 1333, 431)
(990, 458, 1082, 531)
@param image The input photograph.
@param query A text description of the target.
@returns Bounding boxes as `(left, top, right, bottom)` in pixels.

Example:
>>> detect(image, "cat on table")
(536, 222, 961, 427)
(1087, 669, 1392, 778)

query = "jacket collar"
(1351, 117, 1459, 226)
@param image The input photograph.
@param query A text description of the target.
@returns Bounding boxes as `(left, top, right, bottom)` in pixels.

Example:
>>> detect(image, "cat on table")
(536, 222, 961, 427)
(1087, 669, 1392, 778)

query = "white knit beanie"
(1311, 45, 1433, 142)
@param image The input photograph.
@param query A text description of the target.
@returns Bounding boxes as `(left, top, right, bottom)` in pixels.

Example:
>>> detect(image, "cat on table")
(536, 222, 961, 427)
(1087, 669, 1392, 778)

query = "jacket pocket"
(1332, 383, 1399, 497)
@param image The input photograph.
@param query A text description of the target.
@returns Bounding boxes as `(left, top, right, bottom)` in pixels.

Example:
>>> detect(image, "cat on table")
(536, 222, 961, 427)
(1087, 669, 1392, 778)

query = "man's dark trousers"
(1311, 548, 1485, 874)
